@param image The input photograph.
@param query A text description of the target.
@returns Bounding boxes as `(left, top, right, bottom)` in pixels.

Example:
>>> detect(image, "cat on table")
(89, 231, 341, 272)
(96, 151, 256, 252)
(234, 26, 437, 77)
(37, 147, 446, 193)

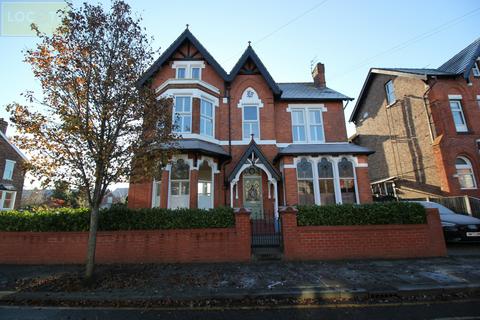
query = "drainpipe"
(222, 83, 233, 206)
(422, 77, 437, 143)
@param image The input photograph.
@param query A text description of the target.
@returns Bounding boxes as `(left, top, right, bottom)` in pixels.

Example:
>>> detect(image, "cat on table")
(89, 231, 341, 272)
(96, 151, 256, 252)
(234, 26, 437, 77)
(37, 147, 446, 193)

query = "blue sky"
(1, 0, 479, 136)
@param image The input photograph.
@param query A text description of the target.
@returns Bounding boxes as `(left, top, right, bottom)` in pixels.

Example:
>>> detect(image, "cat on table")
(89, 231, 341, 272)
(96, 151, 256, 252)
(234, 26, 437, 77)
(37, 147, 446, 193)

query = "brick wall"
(281, 207, 446, 260)
(0, 210, 252, 264)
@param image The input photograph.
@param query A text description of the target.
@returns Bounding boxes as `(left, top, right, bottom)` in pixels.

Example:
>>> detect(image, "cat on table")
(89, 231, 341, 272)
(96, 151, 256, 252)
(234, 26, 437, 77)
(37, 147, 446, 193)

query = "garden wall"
(281, 207, 447, 260)
(0, 209, 251, 264)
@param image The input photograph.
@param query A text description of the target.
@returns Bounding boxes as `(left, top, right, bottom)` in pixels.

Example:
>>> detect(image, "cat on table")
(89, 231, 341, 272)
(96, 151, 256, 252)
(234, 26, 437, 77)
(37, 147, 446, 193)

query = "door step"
(252, 247, 283, 261)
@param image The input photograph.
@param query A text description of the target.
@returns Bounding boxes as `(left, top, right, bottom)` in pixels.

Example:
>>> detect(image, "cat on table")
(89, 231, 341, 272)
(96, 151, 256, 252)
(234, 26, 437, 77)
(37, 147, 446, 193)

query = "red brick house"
(0, 118, 27, 210)
(128, 28, 373, 220)
(350, 38, 480, 200)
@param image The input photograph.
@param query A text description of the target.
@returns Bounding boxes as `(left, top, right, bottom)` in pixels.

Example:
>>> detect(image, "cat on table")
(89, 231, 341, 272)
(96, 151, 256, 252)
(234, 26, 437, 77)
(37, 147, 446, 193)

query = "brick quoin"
(281, 207, 446, 260)
(0, 210, 251, 264)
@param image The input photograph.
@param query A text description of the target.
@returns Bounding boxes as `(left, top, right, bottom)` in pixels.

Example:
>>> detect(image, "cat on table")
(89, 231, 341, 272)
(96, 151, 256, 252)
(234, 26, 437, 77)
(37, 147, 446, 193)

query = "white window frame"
(242, 105, 260, 140)
(291, 109, 307, 143)
(168, 159, 191, 209)
(197, 160, 214, 210)
(296, 158, 316, 206)
(385, 80, 396, 105)
(151, 179, 162, 208)
(0, 191, 16, 211)
(3, 160, 15, 180)
(200, 98, 214, 138)
(455, 156, 477, 190)
(172, 96, 192, 134)
(294, 156, 360, 205)
(472, 61, 480, 77)
(290, 108, 325, 143)
(172, 61, 205, 80)
(449, 99, 468, 133)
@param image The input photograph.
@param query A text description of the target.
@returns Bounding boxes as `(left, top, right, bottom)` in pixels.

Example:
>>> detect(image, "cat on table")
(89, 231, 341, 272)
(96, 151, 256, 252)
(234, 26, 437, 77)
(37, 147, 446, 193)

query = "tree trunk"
(85, 204, 100, 279)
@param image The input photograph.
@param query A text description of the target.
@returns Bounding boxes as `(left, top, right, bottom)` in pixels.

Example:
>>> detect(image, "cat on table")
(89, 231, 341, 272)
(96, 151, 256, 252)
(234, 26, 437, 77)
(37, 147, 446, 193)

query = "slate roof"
(158, 139, 230, 159)
(229, 46, 282, 95)
(276, 143, 374, 158)
(438, 37, 480, 79)
(137, 29, 228, 87)
(227, 139, 281, 182)
(350, 38, 480, 123)
(278, 83, 352, 101)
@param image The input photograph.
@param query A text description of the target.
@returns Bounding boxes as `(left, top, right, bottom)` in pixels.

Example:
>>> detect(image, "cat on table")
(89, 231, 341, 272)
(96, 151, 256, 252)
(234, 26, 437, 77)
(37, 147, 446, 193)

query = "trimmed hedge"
(0, 207, 235, 232)
(297, 202, 426, 226)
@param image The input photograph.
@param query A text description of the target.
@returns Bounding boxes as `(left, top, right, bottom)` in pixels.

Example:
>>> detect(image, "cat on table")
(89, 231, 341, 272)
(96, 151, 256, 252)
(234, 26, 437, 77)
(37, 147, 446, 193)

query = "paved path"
(1, 299, 480, 320)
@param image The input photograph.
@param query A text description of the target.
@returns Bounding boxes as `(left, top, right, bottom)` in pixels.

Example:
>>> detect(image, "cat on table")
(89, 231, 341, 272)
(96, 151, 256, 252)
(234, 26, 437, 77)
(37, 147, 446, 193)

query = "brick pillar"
(426, 208, 447, 257)
(160, 170, 169, 208)
(214, 172, 222, 207)
(280, 206, 298, 260)
(355, 167, 372, 204)
(283, 168, 298, 206)
(234, 208, 252, 261)
(127, 181, 153, 209)
(190, 169, 198, 209)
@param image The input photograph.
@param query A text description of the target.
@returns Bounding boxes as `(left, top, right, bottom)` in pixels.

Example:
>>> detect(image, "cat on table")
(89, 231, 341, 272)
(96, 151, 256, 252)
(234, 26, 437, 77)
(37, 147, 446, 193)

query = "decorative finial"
(186, 24, 189, 30)
(250, 133, 255, 140)
(248, 41, 251, 47)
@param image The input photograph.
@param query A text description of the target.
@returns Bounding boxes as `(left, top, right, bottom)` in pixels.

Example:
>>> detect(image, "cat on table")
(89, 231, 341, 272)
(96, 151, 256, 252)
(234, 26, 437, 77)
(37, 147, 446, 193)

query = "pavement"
(0, 243, 480, 308)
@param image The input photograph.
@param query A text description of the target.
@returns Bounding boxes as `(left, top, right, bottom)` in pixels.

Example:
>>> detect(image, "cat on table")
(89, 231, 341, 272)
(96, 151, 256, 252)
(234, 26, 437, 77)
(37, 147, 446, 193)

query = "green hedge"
(297, 202, 426, 226)
(0, 207, 235, 232)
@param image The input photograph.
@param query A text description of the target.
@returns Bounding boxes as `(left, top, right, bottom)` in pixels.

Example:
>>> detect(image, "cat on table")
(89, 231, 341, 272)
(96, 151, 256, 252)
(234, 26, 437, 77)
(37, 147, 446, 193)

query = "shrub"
(0, 206, 234, 232)
(297, 202, 426, 226)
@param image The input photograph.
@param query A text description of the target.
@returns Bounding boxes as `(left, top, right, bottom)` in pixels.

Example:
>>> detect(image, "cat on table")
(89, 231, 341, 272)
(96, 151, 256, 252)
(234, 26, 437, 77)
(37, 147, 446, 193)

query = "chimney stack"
(312, 62, 326, 87)
(0, 118, 7, 135)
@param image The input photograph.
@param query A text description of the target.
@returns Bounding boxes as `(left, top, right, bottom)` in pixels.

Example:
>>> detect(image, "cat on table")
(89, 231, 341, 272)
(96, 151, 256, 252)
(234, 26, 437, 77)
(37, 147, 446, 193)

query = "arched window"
(297, 158, 315, 205)
(318, 158, 336, 205)
(455, 157, 476, 189)
(170, 159, 190, 208)
(338, 158, 357, 204)
(198, 161, 213, 209)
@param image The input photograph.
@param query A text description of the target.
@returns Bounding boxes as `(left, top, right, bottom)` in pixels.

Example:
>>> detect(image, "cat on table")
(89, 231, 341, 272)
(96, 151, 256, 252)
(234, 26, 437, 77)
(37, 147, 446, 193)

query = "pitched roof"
(0, 131, 28, 161)
(350, 37, 480, 123)
(228, 46, 282, 95)
(159, 139, 231, 159)
(438, 37, 480, 79)
(278, 83, 352, 101)
(276, 143, 374, 158)
(137, 29, 228, 87)
(227, 139, 281, 182)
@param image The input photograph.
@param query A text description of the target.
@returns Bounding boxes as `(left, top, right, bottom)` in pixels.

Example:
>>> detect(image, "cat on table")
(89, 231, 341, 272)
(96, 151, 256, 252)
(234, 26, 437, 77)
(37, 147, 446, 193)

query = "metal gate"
(250, 211, 282, 250)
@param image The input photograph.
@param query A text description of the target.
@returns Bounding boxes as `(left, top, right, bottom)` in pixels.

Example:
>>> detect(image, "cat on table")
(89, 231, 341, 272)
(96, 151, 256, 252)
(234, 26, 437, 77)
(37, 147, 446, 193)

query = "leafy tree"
(7, 0, 174, 279)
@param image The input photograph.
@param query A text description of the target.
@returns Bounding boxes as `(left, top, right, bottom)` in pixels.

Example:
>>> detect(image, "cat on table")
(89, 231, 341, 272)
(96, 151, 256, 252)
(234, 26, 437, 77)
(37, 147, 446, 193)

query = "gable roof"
(137, 28, 228, 87)
(438, 37, 480, 79)
(228, 46, 282, 96)
(227, 139, 281, 182)
(278, 82, 352, 101)
(350, 38, 480, 123)
(0, 131, 28, 161)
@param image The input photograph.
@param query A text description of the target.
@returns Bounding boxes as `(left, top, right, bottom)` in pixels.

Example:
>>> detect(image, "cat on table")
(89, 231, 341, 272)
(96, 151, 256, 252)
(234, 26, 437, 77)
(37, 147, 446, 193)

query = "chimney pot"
(0, 118, 7, 135)
(312, 62, 326, 87)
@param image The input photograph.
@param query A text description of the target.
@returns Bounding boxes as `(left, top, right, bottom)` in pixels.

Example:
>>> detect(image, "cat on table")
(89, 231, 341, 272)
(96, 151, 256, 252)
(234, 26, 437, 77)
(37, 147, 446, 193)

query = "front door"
(243, 173, 263, 219)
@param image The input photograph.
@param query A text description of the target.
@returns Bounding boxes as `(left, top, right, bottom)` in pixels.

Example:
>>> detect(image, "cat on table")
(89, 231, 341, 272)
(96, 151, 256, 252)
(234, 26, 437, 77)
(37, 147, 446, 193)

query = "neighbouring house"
(0, 118, 27, 210)
(128, 28, 374, 221)
(350, 38, 480, 200)
(21, 189, 54, 207)
(100, 187, 128, 209)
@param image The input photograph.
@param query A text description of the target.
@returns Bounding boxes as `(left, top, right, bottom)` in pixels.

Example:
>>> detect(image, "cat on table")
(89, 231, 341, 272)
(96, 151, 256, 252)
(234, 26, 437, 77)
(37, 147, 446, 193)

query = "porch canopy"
(227, 140, 281, 218)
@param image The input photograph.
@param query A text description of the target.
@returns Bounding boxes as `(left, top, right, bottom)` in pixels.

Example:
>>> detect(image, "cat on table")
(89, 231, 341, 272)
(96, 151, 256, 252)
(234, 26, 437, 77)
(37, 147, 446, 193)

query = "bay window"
(200, 99, 214, 137)
(197, 161, 213, 209)
(317, 158, 336, 205)
(296, 158, 315, 205)
(338, 158, 357, 204)
(243, 105, 259, 139)
(170, 159, 190, 208)
(173, 96, 192, 133)
(0, 191, 16, 210)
